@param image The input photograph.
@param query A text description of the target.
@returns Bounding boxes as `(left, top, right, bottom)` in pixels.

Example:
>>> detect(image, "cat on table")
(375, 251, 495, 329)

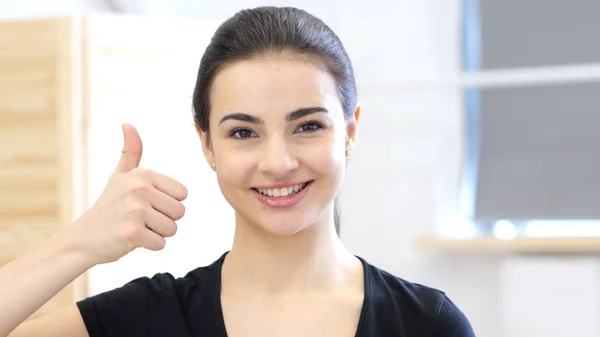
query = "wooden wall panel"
(0, 18, 82, 319)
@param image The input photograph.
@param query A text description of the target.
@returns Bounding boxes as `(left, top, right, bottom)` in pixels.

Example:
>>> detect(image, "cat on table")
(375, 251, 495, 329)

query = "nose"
(257, 138, 299, 178)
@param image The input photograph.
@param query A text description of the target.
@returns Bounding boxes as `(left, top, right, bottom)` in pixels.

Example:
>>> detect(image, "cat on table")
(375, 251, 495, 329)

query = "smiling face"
(198, 54, 359, 237)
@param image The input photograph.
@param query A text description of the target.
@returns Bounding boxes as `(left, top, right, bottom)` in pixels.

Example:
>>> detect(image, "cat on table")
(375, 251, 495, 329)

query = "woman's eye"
(296, 122, 323, 133)
(230, 128, 257, 139)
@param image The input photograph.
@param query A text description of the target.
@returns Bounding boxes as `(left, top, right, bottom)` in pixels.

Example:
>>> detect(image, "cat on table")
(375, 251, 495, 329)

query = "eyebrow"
(218, 106, 329, 126)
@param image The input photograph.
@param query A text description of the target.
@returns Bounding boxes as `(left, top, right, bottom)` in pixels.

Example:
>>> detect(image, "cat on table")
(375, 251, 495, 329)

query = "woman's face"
(199, 55, 359, 236)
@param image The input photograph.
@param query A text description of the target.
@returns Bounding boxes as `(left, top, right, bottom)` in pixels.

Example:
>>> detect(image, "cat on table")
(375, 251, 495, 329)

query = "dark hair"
(192, 6, 358, 236)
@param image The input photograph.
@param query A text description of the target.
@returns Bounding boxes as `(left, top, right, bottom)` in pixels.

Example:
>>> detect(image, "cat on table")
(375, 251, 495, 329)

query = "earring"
(211, 163, 216, 170)
(345, 150, 350, 157)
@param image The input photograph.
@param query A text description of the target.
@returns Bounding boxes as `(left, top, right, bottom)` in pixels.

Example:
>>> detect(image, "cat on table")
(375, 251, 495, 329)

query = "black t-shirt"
(77, 253, 475, 336)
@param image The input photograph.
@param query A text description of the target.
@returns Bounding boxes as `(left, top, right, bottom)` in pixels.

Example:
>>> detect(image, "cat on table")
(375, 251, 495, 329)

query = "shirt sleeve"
(76, 273, 188, 337)
(432, 295, 476, 337)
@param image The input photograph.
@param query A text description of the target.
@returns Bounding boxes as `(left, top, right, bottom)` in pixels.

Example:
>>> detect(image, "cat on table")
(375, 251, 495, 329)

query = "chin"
(256, 216, 313, 237)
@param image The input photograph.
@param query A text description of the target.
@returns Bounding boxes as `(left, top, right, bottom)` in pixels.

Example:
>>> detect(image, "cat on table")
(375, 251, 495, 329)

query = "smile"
(255, 182, 309, 197)
(251, 180, 313, 207)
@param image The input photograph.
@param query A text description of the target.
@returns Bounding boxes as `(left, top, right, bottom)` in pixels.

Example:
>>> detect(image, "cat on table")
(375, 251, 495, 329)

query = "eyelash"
(297, 121, 324, 133)
(229, 121, 324, 139)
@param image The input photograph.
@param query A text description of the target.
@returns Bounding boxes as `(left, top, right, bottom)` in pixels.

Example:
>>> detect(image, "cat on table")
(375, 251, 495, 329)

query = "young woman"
(1, 6, 476, 337)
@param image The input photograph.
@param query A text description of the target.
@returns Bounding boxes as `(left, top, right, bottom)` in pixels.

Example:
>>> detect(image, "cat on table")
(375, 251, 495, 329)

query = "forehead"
(209, 56, 340, 118)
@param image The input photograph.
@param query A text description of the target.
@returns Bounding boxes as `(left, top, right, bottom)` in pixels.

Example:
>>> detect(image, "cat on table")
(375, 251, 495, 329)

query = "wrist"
(46, 226, 98, 270)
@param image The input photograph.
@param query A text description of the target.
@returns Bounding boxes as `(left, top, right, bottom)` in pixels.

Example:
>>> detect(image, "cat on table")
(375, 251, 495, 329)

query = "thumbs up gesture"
(67, 124, 188, 265)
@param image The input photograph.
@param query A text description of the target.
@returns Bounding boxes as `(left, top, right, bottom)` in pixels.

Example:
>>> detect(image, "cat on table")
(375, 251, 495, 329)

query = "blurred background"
(1, 0, 600, 336)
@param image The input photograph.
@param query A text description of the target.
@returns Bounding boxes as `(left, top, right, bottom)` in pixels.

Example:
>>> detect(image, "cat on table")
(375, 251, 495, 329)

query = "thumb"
(114, 124, 143, 174)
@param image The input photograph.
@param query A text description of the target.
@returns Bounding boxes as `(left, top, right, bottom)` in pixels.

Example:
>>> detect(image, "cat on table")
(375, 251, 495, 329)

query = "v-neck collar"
(209, 252, 372, 337)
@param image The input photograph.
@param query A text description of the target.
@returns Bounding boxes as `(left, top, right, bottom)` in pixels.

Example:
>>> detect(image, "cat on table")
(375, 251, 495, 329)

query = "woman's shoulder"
(358, 257, 476, 337)
(97, 252, 225, 298)
(76, 254, 226, 337)
(361, 257, 445, 302)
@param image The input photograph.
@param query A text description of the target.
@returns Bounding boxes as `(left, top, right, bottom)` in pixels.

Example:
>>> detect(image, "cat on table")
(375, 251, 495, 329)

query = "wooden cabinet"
(0, 15, 223, 319)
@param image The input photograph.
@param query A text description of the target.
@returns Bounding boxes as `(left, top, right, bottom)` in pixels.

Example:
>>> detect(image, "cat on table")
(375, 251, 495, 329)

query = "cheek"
(303, 136, 346, 178)
(213, 144, 253, 186)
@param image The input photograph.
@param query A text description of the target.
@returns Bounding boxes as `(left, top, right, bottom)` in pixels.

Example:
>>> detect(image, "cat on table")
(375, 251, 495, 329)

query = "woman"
(1, 6, 475, 337)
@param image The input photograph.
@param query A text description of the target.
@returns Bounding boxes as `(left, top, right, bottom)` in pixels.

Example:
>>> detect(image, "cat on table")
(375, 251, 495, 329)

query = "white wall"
(3, 0, 600, 336)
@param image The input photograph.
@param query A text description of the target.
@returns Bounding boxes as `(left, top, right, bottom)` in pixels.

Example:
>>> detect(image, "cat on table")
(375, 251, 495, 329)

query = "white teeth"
(257, 183, 307, 198)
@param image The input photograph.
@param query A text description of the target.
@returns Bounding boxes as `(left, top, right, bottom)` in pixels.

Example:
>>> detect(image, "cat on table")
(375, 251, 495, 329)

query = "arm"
(8, 305, 88, 337)
(0, 232, 93, 337)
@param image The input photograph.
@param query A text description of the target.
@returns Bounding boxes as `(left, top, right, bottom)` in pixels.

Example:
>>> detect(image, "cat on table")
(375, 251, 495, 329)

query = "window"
(461, 0, 600, 238)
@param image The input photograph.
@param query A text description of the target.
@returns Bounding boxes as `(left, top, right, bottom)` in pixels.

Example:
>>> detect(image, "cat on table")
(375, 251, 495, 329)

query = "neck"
(222, 212, 362, 297)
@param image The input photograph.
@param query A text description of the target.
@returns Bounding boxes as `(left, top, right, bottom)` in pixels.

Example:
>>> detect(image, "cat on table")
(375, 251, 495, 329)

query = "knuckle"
(126, 180, 149, 196)
(126, 201, 146, 217)
(128, 168, 153, 186)
(122, 224, 142, 242)
(132, 167, 150, 177)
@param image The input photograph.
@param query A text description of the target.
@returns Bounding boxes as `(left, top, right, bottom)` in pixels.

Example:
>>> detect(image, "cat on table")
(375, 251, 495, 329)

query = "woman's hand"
(0, 124, 189, 336)
(65, 124, 188, 264)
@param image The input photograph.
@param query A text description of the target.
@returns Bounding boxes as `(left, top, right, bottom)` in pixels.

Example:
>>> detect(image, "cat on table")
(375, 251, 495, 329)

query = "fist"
(68, 124, 188, 264)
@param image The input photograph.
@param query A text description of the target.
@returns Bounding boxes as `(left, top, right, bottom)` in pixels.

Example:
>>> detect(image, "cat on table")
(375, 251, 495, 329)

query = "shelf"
(415, 235, 600, 254)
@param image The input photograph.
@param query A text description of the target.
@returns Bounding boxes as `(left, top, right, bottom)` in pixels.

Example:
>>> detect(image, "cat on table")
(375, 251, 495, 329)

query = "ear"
(345, 104, 360, 154)
(195, 122, 216, 170)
